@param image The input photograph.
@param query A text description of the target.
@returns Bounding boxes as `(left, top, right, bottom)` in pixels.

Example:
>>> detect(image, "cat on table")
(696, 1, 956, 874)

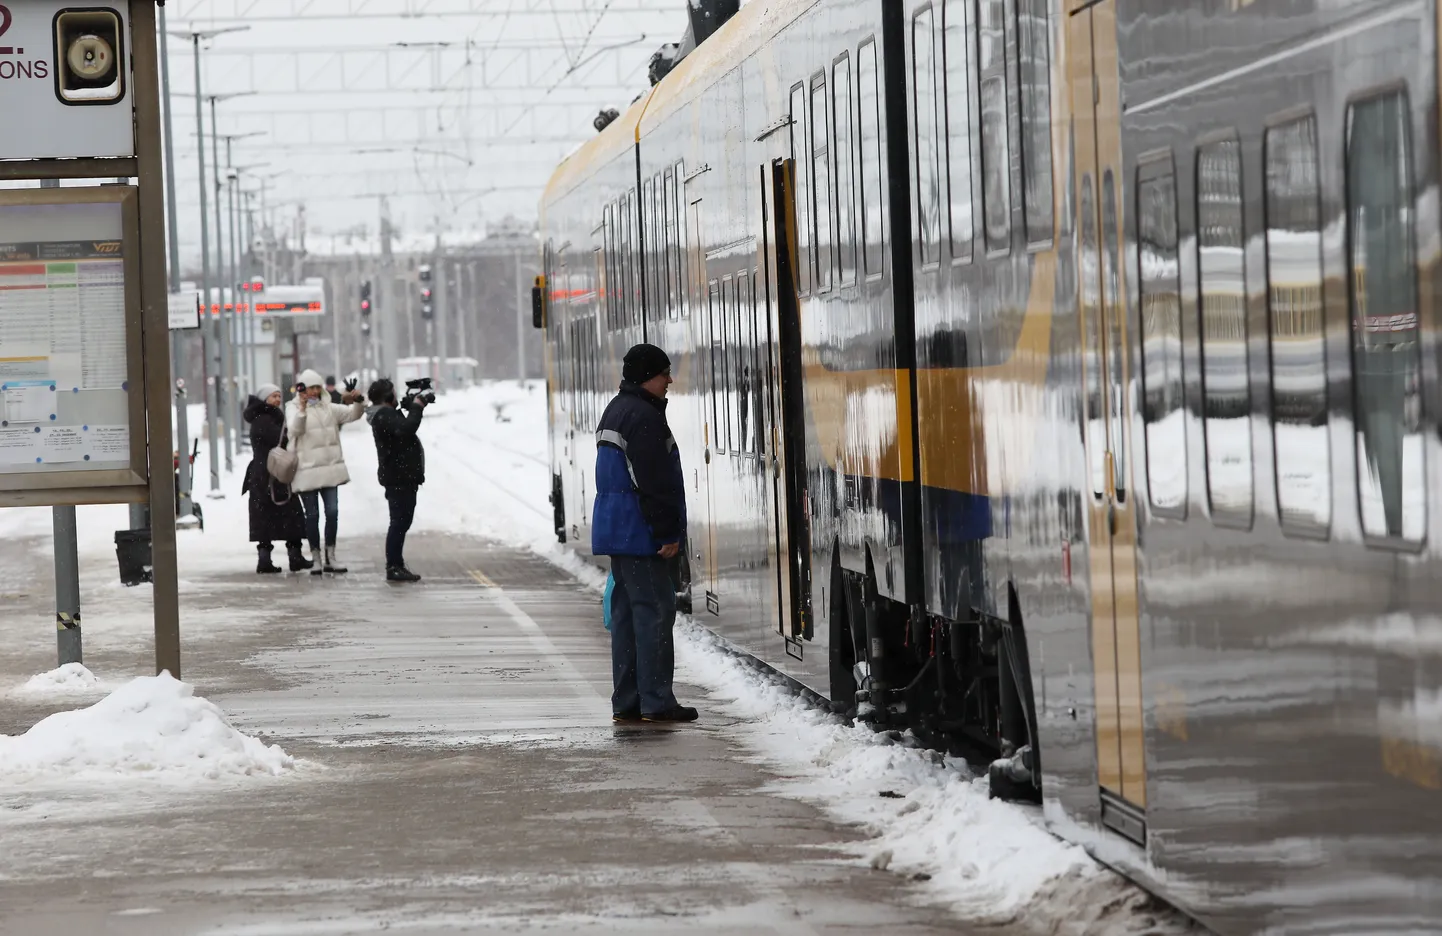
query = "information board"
(0, 198, 133, 474)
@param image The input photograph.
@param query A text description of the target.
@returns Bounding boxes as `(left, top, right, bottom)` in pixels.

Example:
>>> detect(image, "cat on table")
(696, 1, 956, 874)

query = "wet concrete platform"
(0, 531, 969, 935)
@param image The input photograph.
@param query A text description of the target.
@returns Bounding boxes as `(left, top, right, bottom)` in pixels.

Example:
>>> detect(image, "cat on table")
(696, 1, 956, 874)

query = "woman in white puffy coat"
(286, 368, 366, 574)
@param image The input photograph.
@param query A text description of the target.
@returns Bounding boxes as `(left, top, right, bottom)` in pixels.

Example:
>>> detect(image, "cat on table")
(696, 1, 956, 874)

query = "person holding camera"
(592, 344, 697, 724)
(286, 369, 366, 574)
(367, 378, 429, 583)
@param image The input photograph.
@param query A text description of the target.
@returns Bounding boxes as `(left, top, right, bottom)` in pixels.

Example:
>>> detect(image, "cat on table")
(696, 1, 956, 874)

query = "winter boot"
(323, 546, 348, 575)
(386, 566, 421, 583)
(256, 545, 282, 575)
(288, 544, 314, 573)
(309, 543, 324, 576)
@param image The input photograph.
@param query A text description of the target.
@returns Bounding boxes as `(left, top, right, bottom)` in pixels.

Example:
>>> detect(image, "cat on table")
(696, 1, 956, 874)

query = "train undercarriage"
(827, 559, 1042, 803)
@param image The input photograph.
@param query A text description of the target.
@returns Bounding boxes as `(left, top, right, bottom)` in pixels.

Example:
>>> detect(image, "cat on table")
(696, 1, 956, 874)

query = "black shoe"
(612, 710, 643, 723)
(287, 547, 314, 573)
(642, 705, 699, 723)
(386, 566, 421, 583)
(256, 547, 281, 575)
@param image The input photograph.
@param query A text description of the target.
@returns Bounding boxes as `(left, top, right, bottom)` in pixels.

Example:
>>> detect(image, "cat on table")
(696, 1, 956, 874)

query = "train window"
(720, 274, 735, 452)
(751, 270, 766, 456)
(652, 174, 665, 322)
(833, 54, 858, 286)
(790, 83, 812, 295)
(912, 5, 943, 266)
(663, 168, 676, 320)
(943, 0, 974, 261)
(1265, 114, 1330, 535)
(593, 245, 606, 337)
(603, 205, 616, 331)
(1346, 91, 1425, 543)
(674, 160, 688, 318)
(858, 40, 885, 278)
(1137, 160, 1186, 516)
(735, 275, 751, 455)
(978, 0, 1011, 252)
(811, 75, 834, 292)
(709, 278, 723, 451)
(619, 193, 631, 328)
(1196, 137, 1254, 527)
(1016, 0, 1053, 243)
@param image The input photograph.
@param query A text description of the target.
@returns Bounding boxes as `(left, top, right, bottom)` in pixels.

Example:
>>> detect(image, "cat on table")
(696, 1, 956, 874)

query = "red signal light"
(360, 299, 371, 311)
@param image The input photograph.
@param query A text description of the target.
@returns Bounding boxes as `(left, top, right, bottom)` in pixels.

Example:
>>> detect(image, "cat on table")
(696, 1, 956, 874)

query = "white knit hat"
(255, 383, 281, 401)
(296, 369, 324, 390)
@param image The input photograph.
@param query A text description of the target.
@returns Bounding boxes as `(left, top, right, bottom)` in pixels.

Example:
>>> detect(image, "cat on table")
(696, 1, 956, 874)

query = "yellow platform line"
(467, 569, 497, 588)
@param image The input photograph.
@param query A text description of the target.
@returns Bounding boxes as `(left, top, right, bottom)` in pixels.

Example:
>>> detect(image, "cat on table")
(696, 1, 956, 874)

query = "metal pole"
(135, 1, 182, 678)
(246, 197, 259, 392)
(226, 165, 241, 439)
(158, 8, 192, 522)
(215, 122, 234, 470)
(379, 197, 397, 380)
(514, 248, 526, 381)
(455, 258, 470, 383)
(193, 37, 221, 495)
(37, 178, 81, 666)
(437, 251, 450, 393)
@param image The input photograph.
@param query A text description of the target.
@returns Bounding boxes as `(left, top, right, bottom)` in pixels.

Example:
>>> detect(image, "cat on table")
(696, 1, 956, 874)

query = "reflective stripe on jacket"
(591, 382, 686, 557)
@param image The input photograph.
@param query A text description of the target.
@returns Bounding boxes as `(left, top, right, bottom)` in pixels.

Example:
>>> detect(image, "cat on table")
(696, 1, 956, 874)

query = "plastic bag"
(603, 571, 615, 632)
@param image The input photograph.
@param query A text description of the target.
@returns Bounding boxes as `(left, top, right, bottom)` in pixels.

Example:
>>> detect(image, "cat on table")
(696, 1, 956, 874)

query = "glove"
(344, 377, 358, 392)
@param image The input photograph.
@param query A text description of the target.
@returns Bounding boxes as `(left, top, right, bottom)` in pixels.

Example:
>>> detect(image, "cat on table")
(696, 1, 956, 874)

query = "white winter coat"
(284, 396, 366, 493)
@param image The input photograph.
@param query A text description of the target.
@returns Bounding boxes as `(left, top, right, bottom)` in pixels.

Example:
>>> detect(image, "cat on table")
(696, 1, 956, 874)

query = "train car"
(538, 0, 1442, 931)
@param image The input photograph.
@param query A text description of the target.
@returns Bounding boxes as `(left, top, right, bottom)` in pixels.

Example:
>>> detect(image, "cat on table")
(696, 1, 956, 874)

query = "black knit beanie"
(623, 343, 671, 385)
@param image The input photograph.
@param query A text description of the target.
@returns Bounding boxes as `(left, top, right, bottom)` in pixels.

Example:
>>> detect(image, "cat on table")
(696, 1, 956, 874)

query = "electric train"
(537, 1, 1442, 930)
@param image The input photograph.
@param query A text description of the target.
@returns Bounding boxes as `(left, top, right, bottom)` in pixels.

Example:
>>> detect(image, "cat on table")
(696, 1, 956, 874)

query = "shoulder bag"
(267, 425, 299, 486)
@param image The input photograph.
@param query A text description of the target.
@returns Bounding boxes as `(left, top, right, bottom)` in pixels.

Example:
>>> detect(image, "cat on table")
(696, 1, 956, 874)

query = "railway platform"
(0, 527, 968, 935)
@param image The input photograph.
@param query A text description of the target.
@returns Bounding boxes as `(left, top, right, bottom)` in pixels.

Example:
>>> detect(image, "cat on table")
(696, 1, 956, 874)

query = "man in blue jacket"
(593, 343, 698, 723)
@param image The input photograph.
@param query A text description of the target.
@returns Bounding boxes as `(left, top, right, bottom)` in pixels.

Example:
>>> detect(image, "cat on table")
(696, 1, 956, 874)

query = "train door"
(688, 196, 720, 611)
(1069, 0, 1147, 840)
(761, 156, 811, 645)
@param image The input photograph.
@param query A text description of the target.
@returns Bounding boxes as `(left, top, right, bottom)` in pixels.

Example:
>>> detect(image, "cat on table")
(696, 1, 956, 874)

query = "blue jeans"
(609, 555, 680, 716)
(300, 486, 340, 550)
(385, 486, 417, 568)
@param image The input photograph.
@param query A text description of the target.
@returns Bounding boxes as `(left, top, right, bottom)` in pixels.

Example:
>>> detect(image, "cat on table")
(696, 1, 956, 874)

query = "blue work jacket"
(591, 382, 686, 556)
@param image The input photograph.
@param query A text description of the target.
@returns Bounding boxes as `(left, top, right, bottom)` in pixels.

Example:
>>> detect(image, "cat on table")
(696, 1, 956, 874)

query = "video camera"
(402, 377, 436, 408)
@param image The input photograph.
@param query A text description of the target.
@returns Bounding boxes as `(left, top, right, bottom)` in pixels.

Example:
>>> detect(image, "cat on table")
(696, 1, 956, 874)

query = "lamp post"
(157, 7, 192, 520)
(168, 23, 249, 495)
(227, 161, 269, 410)
(206, 107, 260, 469)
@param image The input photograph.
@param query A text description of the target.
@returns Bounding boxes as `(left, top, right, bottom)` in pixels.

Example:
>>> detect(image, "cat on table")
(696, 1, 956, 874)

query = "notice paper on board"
(3, 385, 54, 425)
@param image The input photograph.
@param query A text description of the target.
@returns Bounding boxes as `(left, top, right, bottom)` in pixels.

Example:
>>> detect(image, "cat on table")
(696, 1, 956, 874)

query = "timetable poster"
(0, 200, 133, 475)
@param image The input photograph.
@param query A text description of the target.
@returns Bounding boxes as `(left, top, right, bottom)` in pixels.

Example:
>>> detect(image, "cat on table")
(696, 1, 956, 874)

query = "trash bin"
(115, 528, 153, 586)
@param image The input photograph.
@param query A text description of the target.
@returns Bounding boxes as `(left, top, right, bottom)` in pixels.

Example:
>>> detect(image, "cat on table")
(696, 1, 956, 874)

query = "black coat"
(370, 402, 425, 489)
(243, 397, 307, 543)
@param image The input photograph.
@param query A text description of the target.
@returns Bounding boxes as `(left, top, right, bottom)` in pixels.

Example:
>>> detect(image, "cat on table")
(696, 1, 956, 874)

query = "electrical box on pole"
(0, 0, 182, 678)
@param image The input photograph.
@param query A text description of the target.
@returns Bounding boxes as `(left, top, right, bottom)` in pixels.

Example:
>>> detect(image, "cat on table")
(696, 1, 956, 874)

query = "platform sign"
(168, 290, 199, 330)
(0, 2, 134, 160)
(0, 186, 143, 484)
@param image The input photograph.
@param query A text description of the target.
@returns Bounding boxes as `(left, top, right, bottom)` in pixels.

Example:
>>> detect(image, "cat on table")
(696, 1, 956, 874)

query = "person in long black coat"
(243, 385, 311, 574)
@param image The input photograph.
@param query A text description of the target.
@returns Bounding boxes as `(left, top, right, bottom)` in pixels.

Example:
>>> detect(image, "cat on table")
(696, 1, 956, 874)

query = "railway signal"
(418, 264, 434, 321)
(359, 279, 372, 337)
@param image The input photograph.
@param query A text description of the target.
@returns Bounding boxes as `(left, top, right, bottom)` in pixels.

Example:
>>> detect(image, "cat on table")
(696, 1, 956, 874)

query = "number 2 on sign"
(0, 6, 11, 40)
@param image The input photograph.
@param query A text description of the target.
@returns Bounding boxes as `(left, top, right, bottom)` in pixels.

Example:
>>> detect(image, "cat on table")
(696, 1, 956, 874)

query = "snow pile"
(19, 662, 100, 696)
(0, 672, 295, 782)
(674, 624, 1102, 922)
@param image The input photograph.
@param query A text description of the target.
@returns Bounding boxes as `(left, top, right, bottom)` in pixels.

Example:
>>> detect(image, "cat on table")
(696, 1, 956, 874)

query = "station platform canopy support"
(0, 1, 181, 677)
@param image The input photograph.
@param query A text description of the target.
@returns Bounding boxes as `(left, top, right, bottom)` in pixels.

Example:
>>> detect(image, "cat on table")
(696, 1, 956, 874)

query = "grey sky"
(164, 0, 689, 264)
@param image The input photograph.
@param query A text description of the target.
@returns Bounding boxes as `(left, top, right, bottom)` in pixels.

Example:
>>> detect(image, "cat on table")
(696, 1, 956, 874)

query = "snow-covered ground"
(0, 380, 1192, 933)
